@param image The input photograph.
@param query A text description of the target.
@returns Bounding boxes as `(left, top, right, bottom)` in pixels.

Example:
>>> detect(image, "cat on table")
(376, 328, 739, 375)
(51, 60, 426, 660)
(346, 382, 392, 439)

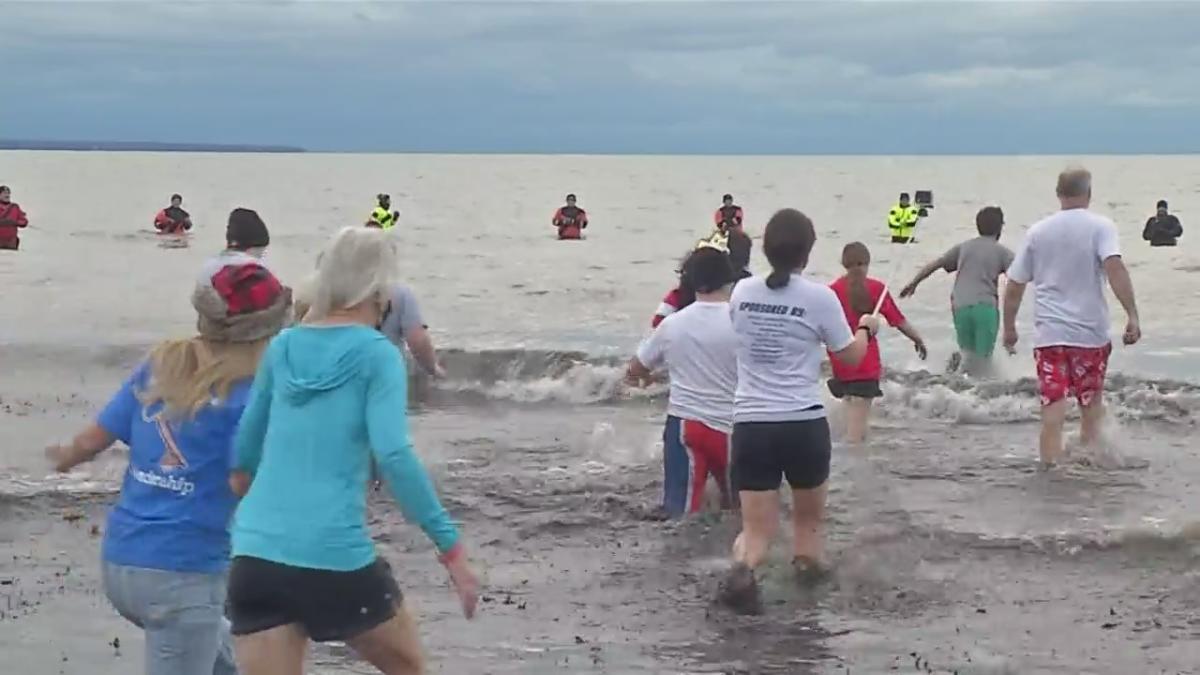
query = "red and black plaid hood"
(192, 262, 292, 342)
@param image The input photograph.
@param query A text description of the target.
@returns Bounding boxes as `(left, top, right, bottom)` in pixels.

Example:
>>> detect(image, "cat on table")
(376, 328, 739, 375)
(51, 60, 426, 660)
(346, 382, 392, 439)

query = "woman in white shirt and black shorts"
(717, 208, 879, 615)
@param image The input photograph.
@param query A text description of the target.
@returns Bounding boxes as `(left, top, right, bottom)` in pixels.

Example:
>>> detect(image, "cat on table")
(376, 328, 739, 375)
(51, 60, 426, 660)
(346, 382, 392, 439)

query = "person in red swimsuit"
(827, 242, 927, 442)
(0, 185, 30, 251)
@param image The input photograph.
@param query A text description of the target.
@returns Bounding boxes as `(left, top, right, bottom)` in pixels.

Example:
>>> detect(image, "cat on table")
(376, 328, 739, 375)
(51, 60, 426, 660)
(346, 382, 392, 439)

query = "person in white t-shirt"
(716, 208, 879, 615)
(627, 244, 739, 517)
(1002, 167, 1141, 466)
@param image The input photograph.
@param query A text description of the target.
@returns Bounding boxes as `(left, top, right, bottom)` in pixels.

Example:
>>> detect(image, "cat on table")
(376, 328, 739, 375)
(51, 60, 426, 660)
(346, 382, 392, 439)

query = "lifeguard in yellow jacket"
(887, 192, 920, 244)
(367, 194, 399, 230)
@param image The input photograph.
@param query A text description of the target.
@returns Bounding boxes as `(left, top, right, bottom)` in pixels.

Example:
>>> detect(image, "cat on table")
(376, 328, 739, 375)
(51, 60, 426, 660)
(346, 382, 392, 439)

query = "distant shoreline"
(0, 140, 305, 153)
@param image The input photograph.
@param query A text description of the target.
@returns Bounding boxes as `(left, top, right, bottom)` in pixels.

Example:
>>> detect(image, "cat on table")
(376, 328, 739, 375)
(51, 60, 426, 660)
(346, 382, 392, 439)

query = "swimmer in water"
(627, 246, 739, 517)
(717, 209, 879, 615)
(226, 227, 478, 674)
(828, 242, 926, 443)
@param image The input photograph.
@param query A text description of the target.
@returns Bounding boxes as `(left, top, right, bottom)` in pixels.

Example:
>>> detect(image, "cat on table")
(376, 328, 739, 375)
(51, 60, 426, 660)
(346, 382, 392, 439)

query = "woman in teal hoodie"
(227, 227, 478, 675)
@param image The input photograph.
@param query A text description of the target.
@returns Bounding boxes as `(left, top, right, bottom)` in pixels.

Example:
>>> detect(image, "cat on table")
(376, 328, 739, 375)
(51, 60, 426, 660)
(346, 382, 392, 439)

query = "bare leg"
(347, 603, 425, 675)
(790, 483, 828, 563)
(842, 397, 872, 444)
(731, 490, 780, 569)
(234, 624, 308, 675)
(718, 490, 779, 613)
(1039, 400, 1069, 465)
(1080, 397, 1105, 447)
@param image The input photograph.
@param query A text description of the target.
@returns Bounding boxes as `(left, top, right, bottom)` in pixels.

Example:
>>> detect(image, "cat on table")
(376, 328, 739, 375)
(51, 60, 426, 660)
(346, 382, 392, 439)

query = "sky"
(3, 0, 1200, 154)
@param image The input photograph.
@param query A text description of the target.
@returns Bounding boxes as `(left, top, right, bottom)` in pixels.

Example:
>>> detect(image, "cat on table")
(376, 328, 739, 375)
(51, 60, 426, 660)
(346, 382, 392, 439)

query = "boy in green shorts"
(900, 206, 1013, 375)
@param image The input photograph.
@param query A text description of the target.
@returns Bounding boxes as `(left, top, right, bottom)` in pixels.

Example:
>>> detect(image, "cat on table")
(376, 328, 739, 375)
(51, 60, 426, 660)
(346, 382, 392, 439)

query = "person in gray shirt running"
(377, 282, 444, 378)
(900, 206, 1013, 375)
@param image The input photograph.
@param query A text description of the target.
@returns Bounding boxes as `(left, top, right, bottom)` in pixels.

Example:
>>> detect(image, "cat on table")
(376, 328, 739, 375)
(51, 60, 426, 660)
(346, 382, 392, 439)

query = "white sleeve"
(815, 287, 854, 352)
(1096, 219, 1121, 261)
(636, 321, 670, 371)
(1007, 235, 1034, 284)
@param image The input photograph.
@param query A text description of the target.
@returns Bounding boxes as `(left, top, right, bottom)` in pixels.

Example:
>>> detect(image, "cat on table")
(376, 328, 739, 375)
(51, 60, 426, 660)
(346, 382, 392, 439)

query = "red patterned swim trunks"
(1033, 343, 1113, 407)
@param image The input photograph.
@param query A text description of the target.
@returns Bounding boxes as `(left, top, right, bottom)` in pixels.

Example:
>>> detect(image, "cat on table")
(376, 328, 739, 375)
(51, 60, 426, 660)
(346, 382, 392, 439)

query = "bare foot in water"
(715, 563, 762, 615)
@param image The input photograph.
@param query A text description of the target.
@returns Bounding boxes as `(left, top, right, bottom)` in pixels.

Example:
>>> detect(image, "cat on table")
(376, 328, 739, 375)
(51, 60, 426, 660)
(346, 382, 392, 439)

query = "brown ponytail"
(841, 242, 873, 315)
(763, 209, 816, 290)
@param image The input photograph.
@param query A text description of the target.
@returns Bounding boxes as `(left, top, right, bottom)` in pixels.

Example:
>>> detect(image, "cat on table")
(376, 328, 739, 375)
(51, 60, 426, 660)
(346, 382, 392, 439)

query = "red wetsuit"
(553, 205, 588, 240)
(714, 204, 744, 232)
(154, 206, 192, 234)
(0, 201, 29, 250)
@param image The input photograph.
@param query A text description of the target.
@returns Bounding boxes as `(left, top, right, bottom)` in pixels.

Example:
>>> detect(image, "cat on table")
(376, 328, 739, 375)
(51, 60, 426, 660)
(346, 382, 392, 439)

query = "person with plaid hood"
(46, 258, 291, 675)
(200, 207, 273, 282)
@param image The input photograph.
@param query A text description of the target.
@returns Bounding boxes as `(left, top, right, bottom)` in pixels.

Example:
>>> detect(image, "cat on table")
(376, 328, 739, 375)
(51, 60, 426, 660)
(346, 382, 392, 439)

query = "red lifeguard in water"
(552, 194, 588, 240)
(714, 194, 744, 233)
(154, 194, 193, 235)
(0, 185, 29, 251)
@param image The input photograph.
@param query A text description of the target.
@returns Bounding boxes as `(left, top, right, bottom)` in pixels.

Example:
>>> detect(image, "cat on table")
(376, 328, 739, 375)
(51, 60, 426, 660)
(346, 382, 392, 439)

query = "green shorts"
(952, 303, 999, 358)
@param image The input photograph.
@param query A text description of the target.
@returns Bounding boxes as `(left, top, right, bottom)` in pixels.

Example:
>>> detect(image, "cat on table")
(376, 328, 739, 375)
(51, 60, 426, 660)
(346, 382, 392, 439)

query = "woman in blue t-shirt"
(46, 261, 292, 675)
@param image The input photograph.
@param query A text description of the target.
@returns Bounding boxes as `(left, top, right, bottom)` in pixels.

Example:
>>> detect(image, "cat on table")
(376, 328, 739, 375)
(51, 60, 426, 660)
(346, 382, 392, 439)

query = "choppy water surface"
(2, 152, 1200, 674)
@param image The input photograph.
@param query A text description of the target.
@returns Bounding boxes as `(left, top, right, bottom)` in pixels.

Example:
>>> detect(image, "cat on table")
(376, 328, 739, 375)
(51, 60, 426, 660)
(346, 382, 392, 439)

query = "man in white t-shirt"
(1002, 167, 1141, 466)
(627, 245, 739, 517)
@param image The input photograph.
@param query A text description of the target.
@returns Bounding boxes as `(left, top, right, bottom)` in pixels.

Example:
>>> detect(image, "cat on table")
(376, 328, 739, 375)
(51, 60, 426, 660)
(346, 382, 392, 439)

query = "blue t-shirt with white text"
(98, 363, 250, 573)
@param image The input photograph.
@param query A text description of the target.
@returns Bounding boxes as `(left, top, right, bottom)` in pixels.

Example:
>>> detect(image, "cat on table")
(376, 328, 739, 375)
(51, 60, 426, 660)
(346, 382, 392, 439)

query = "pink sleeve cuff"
(438, 541, 465, 565)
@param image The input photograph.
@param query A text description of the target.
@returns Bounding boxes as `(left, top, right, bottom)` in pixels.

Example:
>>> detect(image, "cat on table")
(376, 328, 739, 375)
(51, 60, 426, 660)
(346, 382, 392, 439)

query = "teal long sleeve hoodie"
(232, 324, 459, 571)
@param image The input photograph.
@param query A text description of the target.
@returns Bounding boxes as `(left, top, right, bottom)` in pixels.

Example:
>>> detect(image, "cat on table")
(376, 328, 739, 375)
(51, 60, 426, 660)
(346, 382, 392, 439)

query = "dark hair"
(722, 193, 733, 202)
(681, 247, 734, 293)
(566, 193, 577, 201)
(899, 192, 910, 200)
(763, 209, 816, 289)
(227, 207, 270, 249)
(726, 228, 752, 272)
(976, 206, 1004, 238)
(0, 185, 9, 193)
(840, 242, 873, 315)
(1157, 199, 1168, 209)
(171, 193, 183, 202)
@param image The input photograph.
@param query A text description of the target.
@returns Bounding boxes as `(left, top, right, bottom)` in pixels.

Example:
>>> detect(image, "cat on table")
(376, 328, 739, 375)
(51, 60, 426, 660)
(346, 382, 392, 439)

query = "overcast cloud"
(2, 0, 1198, 153)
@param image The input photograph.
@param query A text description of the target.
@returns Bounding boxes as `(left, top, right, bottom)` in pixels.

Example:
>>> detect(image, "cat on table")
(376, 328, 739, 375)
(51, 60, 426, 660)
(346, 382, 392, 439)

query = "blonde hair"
(140, 337, 269, 417)
(304, 226, 399, 321)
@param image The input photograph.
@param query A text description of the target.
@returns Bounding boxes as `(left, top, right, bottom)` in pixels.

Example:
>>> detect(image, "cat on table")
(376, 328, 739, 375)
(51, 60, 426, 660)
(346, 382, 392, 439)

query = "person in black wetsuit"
(1143, 200, 1182, 247)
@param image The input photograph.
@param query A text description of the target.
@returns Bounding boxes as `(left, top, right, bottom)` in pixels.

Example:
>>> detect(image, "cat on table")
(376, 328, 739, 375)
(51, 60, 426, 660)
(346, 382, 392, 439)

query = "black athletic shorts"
(827, 378, 883, 400)
(731, 417, 832, 492)
(227, 556, 403, 642)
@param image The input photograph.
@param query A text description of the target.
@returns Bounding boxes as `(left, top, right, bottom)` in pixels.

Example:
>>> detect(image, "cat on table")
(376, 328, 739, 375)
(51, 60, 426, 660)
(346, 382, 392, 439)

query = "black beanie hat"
(227, 208, 270, 250)
(1157, 199, 1168, 209)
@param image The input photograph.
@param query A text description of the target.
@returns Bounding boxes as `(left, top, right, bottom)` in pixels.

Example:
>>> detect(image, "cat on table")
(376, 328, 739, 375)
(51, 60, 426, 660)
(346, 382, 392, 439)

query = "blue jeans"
(102, 561, 238, 675)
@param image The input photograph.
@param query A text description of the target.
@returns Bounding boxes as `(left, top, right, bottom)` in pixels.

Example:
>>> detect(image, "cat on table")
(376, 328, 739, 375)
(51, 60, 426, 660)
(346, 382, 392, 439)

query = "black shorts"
(891, 235, 914, 244)
(732, 418, 832, 492)
(827, 378, 883, 399)
(227, 556, 403, 642)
